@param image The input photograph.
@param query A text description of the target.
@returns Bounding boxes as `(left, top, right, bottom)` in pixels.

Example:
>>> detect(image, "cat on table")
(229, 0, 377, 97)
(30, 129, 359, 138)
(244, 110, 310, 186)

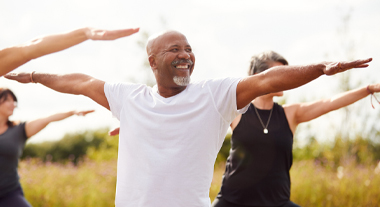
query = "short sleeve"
(104, 82, 143, 120)
(207, 77, 249, 123)
(19, 122, 27, 141)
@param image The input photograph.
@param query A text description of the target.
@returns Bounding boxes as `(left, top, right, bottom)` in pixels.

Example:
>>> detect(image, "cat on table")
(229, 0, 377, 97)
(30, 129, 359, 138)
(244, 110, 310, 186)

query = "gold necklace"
(254, 104, 273, 134)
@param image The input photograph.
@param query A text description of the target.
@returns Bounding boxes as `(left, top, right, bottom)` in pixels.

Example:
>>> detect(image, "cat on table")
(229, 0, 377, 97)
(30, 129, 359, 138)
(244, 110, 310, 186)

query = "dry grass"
(19, 158, 380, 206)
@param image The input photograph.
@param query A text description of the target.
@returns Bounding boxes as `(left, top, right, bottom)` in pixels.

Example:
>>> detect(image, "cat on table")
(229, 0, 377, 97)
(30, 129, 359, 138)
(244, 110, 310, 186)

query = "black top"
(0, 123, 27, 197)
(218, 103, 294, 206)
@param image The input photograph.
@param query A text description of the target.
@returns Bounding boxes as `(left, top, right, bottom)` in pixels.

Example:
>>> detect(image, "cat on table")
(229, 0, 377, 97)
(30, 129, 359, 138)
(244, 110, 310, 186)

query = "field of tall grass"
(210, 160, 380, 206)
(19, 158, 117, 207)
(19, 157, 380, 206)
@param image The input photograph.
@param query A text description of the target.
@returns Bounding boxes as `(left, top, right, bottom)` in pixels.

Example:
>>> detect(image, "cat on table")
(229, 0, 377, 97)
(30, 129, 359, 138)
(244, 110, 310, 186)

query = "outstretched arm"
(0, 27, 139, 76)
(236, 58, 372, 109)
(283, 83, 380, 133)
(4, 72, 109, 109)
(25, 110, 94, 138)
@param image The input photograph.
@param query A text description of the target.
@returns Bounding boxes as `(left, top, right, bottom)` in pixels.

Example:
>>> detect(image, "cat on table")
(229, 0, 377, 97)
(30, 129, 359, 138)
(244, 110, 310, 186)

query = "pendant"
(263, 128, 268, 134)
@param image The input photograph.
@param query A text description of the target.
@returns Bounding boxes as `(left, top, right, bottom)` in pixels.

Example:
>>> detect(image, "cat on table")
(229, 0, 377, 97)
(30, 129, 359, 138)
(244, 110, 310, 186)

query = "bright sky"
(0, 0, 379, 144)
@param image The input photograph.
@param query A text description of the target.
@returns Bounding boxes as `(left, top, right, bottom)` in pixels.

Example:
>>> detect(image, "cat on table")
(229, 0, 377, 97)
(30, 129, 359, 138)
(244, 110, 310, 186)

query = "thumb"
(4, 73, 17, 79)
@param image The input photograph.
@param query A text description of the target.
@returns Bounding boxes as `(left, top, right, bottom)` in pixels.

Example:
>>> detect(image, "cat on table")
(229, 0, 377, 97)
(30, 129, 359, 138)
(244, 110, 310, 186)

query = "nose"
(178, 50, 190, 59)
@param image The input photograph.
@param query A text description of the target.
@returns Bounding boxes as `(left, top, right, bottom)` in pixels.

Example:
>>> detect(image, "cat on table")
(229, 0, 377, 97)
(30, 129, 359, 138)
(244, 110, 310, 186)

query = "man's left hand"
(324, 58, 372, 75)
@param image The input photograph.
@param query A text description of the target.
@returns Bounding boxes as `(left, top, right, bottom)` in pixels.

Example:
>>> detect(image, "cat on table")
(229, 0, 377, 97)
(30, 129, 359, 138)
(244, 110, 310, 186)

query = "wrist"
(367, 84, 373, 94)
(83, 27, 93, 40)
(317, 63, 326, 75)
(30, 71, 37, 83)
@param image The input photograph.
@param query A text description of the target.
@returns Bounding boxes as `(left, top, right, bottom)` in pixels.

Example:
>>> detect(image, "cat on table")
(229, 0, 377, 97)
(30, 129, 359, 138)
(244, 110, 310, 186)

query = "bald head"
(145, 30, 195, 92)
(146, 30, 187, 56)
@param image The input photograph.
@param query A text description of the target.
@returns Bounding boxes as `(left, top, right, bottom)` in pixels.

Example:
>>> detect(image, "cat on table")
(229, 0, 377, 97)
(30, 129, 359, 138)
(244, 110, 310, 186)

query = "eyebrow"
(169, 44, 191, 48)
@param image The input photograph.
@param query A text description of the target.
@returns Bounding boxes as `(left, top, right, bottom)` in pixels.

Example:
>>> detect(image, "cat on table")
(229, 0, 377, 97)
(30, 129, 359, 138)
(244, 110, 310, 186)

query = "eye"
(170, 48, 178, 52)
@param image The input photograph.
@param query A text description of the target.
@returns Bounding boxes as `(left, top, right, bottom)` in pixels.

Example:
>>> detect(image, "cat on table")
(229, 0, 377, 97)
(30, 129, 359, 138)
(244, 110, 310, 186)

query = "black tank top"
(218, 103, 294, 206)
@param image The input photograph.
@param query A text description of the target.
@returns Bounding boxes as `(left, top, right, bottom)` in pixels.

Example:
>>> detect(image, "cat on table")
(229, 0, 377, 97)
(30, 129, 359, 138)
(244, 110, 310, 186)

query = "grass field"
(19, 158, 380, 206)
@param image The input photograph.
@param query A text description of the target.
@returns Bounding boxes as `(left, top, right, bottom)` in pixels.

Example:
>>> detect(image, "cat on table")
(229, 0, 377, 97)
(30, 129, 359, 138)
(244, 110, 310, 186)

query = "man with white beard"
(5, 30, 372, 207)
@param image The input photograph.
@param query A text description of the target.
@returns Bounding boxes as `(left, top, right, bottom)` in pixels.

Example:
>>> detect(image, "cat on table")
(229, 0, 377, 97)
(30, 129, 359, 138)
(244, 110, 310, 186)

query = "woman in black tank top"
(212, 51, 380, 207)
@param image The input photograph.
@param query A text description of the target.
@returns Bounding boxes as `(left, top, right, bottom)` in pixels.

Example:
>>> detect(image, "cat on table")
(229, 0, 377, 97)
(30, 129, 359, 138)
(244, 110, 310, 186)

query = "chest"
(0, 133, 25, 158)
(232, 106, 293, 153)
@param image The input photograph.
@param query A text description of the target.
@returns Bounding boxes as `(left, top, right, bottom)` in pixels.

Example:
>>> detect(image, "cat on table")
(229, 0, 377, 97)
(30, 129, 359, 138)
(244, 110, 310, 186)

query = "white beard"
(173, 76, 190, 86)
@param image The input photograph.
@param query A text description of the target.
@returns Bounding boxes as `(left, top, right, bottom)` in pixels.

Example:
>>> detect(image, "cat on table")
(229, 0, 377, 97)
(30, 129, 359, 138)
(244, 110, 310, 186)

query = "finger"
(4, 73, 17, 78)
(353, 58, 372, 64)
(350, 58, 373, 65)
(109, 128, 120, 136)
(77, 110, 95, 116)
(341, 58, 372, 69)
(4, 73, 22, 80)
(363, 57, 372, 63)
(83, 110, 95, 115)
(354, 64, 369, 68)
(343, 64, 369, 69)
(114, 28, 140, 36)
(104, 28, 140, 40)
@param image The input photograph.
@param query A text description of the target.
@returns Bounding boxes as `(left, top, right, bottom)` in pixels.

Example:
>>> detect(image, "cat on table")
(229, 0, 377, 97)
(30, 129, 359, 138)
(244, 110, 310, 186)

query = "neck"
(252, 95, 274, 110)
(0, 115, 9, 127)
(156, 85, 187, 98)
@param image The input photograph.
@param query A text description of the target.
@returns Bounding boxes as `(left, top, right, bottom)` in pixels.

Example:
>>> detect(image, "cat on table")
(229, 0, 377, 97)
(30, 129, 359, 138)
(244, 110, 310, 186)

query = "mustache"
(171, 59, 193, 66)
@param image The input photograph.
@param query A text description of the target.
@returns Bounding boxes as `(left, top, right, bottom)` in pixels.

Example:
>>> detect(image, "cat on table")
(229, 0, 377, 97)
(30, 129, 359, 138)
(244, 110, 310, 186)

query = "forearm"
(5, 71, 108, 109)
(25, 111, 76, 138)
(30, 111, 75, 129)
(260, 64, 325, 94)
(22, 28, 89, 60)
(0, 28, 89, 75)
(33, 72, 95, 95)
(46, 111, 76, 122)
(326, 86, 370, 111)
(0, 47, 29, 75)
(294, 85, 372, 124)
(237, 64, 325, 109)
(0, 27, 139, 76)
(237, 58, 371, 109)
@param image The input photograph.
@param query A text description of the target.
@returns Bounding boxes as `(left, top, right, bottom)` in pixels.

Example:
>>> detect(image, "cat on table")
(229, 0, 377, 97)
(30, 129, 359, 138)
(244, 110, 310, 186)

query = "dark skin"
(147, 31, 195, 97)
(4, 30, 372, 114)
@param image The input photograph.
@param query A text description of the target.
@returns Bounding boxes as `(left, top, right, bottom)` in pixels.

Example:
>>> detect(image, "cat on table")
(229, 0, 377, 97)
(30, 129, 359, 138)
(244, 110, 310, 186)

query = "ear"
(148, 55, 157, 70)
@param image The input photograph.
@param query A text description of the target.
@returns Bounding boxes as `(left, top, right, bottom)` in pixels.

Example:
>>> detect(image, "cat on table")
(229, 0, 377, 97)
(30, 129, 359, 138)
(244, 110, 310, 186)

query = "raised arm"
(236, 58, 372, 109)
(4, 72, 109, 109)
(283, 83, 380, 133)
(25, 110, 94, 138)
(0, 27, 139, 76)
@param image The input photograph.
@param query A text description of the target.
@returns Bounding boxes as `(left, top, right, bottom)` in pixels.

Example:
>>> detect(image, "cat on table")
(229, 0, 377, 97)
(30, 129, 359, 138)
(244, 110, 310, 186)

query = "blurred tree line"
(22, 129, 111, 164)
(216, 133, 380, 168)
(22, 129, 380, 168)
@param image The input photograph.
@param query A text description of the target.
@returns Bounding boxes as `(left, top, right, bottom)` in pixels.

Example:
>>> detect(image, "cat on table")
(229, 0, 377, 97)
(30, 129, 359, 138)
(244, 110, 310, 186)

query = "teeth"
(176, 65, 188, 69)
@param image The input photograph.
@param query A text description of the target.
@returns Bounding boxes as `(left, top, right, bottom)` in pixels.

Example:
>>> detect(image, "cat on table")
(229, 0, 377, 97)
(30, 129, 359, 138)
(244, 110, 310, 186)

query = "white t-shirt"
(104, 77, 248, 207)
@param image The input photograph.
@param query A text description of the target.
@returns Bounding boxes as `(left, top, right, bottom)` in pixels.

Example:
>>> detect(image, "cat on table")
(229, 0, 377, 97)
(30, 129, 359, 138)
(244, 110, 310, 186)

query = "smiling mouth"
(175, 65, 190, 69)
(172, 59, 193, 70)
